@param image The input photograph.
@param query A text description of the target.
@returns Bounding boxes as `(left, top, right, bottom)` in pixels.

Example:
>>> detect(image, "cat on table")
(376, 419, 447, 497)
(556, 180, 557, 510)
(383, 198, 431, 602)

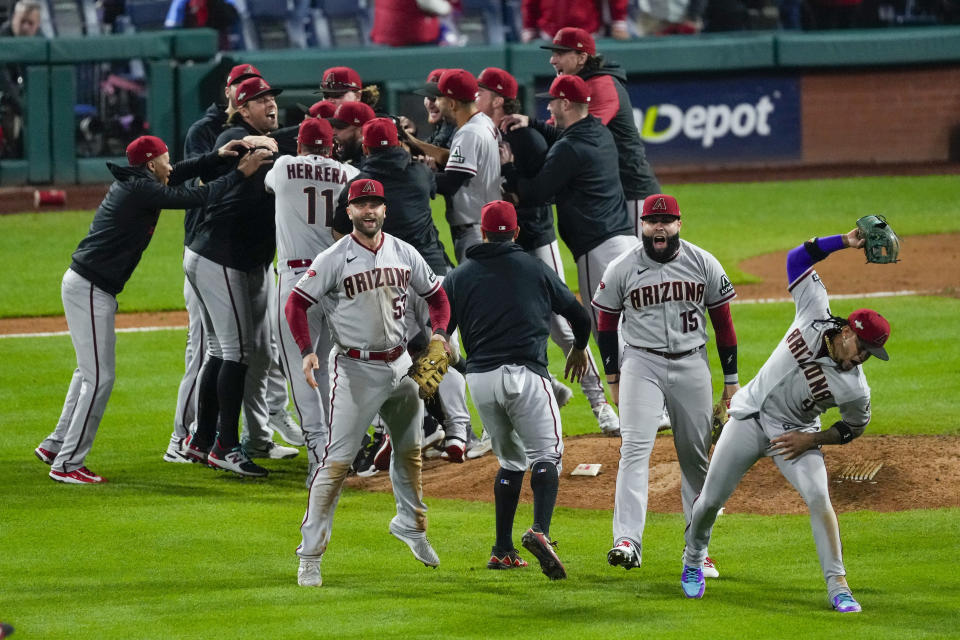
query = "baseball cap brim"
(415, 82, 442, 98)
(539, 43, 576, 52)
(862, 342, 889, 361)
(349, 194, 386, 204)
(534, 90, 557, 99)
(328, 117, 350, 129)
(241, 87, 283, 104)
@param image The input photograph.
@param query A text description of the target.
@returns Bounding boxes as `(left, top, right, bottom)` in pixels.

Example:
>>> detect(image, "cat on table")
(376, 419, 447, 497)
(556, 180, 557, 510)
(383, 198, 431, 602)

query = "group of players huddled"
(37, 26, 891, 613)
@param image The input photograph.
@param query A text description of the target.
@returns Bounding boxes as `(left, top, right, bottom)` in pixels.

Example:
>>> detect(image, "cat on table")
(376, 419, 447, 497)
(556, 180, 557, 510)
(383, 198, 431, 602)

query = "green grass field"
(1, 175, 959, 638)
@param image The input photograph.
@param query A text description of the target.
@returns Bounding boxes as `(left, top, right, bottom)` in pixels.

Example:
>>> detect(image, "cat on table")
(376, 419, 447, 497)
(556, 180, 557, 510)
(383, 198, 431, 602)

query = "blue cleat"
(832, 592, 862, 613)
(681, 565, 705, 599)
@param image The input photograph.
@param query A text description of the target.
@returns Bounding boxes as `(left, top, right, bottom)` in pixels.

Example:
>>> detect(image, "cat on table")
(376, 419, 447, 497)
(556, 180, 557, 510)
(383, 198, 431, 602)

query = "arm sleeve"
(707, 302, 738, 380)
(558, 300, 591, 351)
(284, 291, 315, 357)
(786, 234, 846, 284)
(596, 310, 622, 375)
(333, 178, 354, 235)
(424, 286, 451, 336)
(435, 168, 471, 196)
(587, 76, 620, 126)
(145, 169, 244, 211)
(530, 119, 561, 146)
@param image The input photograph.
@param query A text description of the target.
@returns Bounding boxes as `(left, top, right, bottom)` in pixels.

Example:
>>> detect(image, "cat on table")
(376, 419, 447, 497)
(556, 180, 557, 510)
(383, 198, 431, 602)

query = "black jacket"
(188, 117, 277, 271)
(333, 146, 451, 273)
(504, 115, 632, 261)
(580, 61, 660, 201)
(70, 153, 242, 296)
(443, 242, 590, 378)
(502, 125, 555, 252)
(182, 102, 227, 246)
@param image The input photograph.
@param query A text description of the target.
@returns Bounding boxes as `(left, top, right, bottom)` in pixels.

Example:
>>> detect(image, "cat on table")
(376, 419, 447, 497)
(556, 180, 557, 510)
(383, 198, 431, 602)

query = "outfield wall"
(2, 27, 959, 185)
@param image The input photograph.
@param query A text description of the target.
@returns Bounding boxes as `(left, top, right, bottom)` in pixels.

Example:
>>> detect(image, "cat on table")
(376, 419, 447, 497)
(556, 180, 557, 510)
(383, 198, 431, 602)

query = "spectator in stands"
(371, 0, 452, 46)
(0, 1, 42, 158)
(164, 0, 239, 49)
(808, 0, 864, 28)
(633, 0, 707, 34)
(522, 0, 629, 42)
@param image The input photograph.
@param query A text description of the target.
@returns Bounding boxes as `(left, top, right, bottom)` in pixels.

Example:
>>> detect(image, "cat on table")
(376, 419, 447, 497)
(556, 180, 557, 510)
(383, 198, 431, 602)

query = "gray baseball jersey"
(729, 267, 871, 431)
(592, 239, 735, 351)
(265, 154, 359, 263)
(446, 111, 501, 226)
(292, 233, 441, 351)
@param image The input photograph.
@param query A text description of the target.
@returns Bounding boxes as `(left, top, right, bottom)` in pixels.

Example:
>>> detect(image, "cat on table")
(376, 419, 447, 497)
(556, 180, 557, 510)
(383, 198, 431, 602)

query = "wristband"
(723, 373, 739, 385)
(833, 420, 854, 444)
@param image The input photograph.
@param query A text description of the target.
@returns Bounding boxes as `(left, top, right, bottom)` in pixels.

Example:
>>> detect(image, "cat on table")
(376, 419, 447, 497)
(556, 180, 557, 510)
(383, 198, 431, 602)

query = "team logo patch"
(854, 319, 864, 330)
(719, 275, 733, 296)
(361, 181, 376, 193)
(306, 269, 317, 278)
(599, 281, 605, 289)
(651, 197, 668, 212)
(449, 145, 464, 164)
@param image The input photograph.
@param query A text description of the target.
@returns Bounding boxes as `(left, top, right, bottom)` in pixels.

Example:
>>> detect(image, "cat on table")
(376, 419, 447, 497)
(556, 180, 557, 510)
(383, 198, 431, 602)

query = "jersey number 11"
(303, 186, 335, 227)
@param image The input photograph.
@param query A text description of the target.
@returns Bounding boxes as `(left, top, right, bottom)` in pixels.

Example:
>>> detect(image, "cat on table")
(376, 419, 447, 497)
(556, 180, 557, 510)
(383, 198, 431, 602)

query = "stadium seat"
(123, 0, 171, 31)
(312, 0, 371, 49)
(456, 0, 506, 45)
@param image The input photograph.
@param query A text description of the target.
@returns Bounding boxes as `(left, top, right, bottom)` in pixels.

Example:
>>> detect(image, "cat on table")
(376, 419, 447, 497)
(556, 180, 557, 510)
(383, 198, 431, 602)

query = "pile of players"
(37, 27, 891, 613)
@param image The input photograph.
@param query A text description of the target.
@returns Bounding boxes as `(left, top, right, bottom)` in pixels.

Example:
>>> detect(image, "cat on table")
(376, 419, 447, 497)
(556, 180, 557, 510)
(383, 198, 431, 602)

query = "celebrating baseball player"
(35, 135, 271, 483)
(443, 200, 591, 580)
(591, 194, 738, 576)
(540, 27, 661, 232)
(681, 225, 893, 613)
(285, 178, 451, 587)
(422, 69, 502, 263)
(264, 117, 359, 486)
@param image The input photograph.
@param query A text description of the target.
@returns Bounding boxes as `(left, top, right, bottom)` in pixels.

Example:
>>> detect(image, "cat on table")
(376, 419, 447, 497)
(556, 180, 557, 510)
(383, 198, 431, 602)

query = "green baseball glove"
(856, 215, 900, 264)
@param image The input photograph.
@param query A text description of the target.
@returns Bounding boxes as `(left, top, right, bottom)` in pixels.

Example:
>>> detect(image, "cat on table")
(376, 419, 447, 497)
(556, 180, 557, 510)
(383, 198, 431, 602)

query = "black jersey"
(182, 102, 227, 246)
(502, 125, 555, 252)
(443, 242, 590, 378)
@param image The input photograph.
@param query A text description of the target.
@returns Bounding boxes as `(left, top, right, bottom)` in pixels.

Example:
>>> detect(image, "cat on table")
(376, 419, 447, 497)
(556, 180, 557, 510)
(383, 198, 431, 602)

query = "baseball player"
(443, 200, 591, 579)
(330, 101, 377, 167)
(35, 135, 270, 483)
(316, 66, 380, 109)
(421, 69, 501, 263)
(264, 117, 359, 486)
(681, 227, 888, 614)
(285, 178, 451, 587)
(183, 76, 294, 477)
(501, 74, 638, 434)
(167, 63, 300, 462)
(541, 27, 661, 233)
(591, 194, 738, 576)
(476, 66, 616, 435)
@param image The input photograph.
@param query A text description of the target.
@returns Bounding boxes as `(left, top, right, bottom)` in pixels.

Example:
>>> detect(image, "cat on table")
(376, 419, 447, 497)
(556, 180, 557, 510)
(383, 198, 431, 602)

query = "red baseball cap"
(847, 309, 891, 360)
(235, 77, 282, 107)
(329, 101, 376, 129)
(535, 74, 591, 103)
(308, 99, 336, 118)
(362, 117, 399, 149)
(318, 66, 362, 94)
(126, 135, 168, 166)
(226, 63, 261, 87)
(477, 67, 518, 100)
(348, 178, 386, 203)
(641, 194, 681, 219)
(298, 117, 334, 147)
(429, 68, 478, 102)
(540, 27, 596, 56)
(414, 68, 448, 97)
(480, 200, 518, 233)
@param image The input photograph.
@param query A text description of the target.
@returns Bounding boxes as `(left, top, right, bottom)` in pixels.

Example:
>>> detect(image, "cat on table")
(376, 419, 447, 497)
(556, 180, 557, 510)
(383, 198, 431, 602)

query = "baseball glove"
(711, 400, 728, 444)
(856, 215, 900, 264)
(408, 339, 450, 399)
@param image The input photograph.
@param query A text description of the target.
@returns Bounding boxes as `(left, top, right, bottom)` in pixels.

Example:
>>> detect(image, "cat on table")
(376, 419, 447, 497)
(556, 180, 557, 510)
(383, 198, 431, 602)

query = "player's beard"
(642, 232, 681, 263)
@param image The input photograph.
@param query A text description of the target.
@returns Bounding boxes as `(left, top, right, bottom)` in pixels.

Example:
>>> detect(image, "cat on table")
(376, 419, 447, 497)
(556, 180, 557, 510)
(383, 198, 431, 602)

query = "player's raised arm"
(786, 228, 864, 285)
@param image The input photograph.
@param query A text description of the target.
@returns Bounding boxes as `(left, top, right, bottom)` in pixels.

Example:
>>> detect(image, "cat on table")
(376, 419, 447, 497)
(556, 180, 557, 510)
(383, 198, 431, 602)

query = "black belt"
(450, 223, 477, 238)
(637, 345, 701, 360)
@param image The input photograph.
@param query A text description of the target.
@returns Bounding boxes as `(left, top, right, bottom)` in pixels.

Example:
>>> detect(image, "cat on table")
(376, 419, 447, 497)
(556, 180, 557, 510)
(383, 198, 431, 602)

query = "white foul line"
(0, 288, 945, 339)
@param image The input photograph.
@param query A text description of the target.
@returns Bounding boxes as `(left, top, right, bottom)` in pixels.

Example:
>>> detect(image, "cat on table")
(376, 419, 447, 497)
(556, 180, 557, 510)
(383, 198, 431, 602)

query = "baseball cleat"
(422, 417, 445, 450)
(372, 433, 392, 471)
(442, 437, 466, 463)
(593, 403, 621, 437)
(551, 378, 574, 408)
(1, 621, 14, 639)
(208, 444, 269, 477)
(243, 441, 299, 460)
(521, 528, 566, 580)
(389, 516, 439, 567)
(487, 547, 529, 570)
(163, 438, 192, 463)
(832, 592, 862, 613)
(297, 558, 322, 587)
(465, 430, 492, 460)
(34, 446, 57, 465)
(268, 411, 306, 447)
(607, 539, 641, 569)
(681, 565, 705, 599)
(702, 556, 719, 579)
(49, 467, 107, 484)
